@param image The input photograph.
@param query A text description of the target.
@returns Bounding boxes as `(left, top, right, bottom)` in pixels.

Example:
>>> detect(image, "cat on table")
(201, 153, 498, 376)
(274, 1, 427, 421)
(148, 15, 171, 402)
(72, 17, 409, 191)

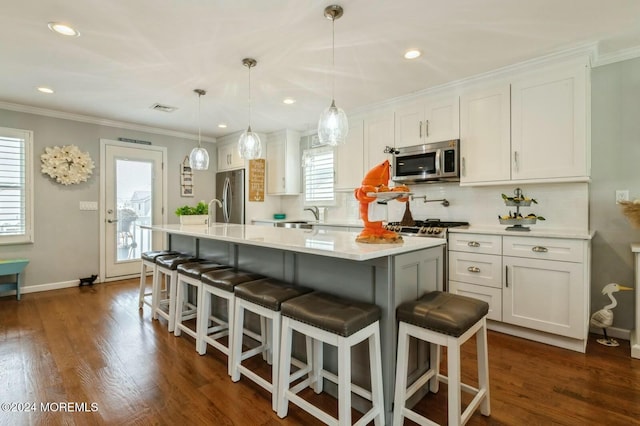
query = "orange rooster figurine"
(354, 160, 410, 243)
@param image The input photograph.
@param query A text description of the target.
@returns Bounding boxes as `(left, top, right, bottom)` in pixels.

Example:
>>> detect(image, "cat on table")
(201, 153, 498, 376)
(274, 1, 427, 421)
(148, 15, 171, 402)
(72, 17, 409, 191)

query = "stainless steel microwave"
(391, 139, 460, 184)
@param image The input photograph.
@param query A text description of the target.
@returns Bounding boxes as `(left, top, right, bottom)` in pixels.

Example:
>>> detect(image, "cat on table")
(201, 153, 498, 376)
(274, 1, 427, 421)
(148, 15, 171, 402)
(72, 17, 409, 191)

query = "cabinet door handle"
(532, 246, 548, 253)
(467, 266, 481, 273)
(425, 119, 430, 137)
(505, 265, 509, 288)
(513, 151, 519, 172)
(468, 241, 480, 247)
(419, 121, 423, 139)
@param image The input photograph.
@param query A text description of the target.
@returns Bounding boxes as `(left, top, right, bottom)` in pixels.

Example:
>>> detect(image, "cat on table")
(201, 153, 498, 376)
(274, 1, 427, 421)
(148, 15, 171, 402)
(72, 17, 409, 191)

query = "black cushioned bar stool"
(231, 278, 312, 412)
(393, 291, 490, 426)
(277, 292, 385, 426)
(174, 261, 231, 346)
(152, 254, 197, 332)
(139, 250, 178, 310)
(197, 269, 265, 375)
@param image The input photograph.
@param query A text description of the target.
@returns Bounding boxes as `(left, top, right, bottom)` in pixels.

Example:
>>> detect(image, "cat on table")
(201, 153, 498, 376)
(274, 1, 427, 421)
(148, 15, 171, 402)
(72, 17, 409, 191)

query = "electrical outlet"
(79, 201, 98, 211)
(615, 190, 629, 204)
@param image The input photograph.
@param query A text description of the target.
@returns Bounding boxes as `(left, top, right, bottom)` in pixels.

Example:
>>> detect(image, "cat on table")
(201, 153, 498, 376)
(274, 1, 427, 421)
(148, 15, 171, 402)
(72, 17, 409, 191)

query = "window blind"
(303, 146, 335, 205)
(0, 134, 26, 238)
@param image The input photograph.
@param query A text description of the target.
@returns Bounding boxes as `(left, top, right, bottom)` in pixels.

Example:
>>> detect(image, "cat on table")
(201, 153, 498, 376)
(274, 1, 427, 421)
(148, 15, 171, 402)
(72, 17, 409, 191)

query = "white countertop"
(144, 223, 444, 261)
(449, 225, 594, 240)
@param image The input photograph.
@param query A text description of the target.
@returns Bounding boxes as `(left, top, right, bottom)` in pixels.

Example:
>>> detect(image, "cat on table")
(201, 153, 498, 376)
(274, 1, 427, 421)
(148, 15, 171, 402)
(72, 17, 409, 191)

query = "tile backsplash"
(276, 182, 589, 232)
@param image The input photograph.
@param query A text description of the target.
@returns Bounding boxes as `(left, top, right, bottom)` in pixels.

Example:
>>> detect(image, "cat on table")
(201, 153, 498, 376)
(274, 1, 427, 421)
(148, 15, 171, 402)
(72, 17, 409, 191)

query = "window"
(0, 127, 33, 244)
(303, 146, 335, 205)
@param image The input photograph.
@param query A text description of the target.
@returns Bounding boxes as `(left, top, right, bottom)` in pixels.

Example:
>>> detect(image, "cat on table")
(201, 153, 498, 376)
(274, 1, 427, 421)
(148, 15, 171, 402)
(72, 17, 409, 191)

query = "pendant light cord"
(331, 17, 335, 102)
(197, 92, 202, 148)
(248, 64, 252, 128)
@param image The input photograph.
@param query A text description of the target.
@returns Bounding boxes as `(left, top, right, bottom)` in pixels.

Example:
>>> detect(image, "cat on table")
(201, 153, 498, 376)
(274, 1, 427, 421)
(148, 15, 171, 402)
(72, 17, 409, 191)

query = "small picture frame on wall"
(180, 156, 194, 197)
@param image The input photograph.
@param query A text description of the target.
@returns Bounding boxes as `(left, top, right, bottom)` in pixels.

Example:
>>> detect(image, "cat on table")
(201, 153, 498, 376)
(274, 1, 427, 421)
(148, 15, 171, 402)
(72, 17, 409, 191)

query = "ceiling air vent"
(150, 103, 178, 113)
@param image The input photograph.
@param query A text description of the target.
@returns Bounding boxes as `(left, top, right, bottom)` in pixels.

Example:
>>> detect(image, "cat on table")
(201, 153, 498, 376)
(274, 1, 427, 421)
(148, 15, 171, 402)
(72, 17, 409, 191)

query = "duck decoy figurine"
(590, 282, 633, 346)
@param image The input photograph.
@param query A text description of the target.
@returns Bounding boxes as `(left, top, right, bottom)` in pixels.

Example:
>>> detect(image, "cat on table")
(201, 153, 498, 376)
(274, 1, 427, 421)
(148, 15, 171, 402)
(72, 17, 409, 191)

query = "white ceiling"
(2, 0, 640, 141)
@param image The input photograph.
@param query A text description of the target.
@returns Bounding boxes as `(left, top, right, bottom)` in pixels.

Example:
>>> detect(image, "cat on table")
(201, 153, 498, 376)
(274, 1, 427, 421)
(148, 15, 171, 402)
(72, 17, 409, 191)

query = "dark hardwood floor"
(1, 279, 639, 425)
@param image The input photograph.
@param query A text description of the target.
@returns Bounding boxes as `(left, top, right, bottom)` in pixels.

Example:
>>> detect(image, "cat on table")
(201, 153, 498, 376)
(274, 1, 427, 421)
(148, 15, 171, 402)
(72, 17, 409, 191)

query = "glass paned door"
(103, 142, 164, 279)
(115, 159, 152, 261)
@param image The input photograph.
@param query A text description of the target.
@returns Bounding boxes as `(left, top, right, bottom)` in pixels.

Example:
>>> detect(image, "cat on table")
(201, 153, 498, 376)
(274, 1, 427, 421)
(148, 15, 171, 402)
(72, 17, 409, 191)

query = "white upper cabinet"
(460, 84, 512, 184)
(459, 56, 590, 186)
(364, 110, 395, 171)
(335, 117, 364, 190)
(266, 129, 301, 195)
(394, 94, 459, 147)
(511, 61, 589, 180)
(217, 140, 245, 171)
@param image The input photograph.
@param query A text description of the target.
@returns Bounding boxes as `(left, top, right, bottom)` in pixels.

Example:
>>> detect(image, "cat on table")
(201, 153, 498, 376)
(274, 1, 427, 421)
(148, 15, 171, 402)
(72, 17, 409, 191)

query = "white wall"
(0, 108, 216, 288)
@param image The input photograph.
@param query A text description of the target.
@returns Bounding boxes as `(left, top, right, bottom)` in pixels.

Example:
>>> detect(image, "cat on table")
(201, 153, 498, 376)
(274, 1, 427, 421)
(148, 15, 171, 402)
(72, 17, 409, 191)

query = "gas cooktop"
(384, 219, 469, 237)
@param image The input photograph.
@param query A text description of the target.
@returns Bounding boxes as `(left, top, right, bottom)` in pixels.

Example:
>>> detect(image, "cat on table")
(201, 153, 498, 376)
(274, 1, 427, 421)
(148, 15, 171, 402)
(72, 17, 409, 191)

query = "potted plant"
(175, 201, 208, 225)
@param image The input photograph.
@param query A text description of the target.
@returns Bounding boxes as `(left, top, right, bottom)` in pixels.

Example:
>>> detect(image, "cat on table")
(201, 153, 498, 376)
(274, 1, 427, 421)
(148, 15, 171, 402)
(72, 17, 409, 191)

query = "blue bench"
(0, 259, 29, 300)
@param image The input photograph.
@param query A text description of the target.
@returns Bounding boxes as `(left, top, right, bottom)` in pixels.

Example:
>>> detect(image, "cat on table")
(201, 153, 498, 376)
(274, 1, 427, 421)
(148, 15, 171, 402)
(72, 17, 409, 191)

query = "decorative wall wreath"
(41, 145, 95, 185)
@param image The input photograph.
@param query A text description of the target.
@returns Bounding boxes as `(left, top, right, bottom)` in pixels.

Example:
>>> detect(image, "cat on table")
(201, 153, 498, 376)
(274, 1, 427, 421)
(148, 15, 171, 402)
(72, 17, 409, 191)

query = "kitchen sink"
(275, 221, 313, 229)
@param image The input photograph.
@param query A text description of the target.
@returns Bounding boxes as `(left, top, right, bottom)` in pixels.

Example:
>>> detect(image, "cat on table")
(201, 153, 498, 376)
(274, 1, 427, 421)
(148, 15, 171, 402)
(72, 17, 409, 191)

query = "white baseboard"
(588, 325, 631, 341)
(0, 279, 98, 298)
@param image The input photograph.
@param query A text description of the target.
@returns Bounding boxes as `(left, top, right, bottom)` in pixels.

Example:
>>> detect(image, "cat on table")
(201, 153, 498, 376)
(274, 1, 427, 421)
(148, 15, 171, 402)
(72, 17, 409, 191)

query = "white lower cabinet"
(503, 255, 584, 338)
(448, 232, 590, 350)
(502, 235, 587, 339)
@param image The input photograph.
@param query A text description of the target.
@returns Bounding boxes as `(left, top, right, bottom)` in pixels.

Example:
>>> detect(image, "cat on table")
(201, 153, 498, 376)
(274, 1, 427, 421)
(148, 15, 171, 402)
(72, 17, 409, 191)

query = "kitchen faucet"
(208, 199, 223, 226)
(304, 206, 320, 221)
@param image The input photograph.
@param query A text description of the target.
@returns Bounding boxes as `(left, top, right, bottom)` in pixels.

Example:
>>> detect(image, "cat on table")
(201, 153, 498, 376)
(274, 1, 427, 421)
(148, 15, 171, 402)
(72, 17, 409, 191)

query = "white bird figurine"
(590, 282, 633, 346)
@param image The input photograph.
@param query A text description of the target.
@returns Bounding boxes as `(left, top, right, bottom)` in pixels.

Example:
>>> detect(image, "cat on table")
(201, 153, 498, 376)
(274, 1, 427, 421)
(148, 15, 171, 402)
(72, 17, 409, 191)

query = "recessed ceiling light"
(37, 87, 54, 94)
(404, 49, 421, 60)
(283, 98, 296, 105)
(48, 22, 80, 37)
(217, 123, 227, 128)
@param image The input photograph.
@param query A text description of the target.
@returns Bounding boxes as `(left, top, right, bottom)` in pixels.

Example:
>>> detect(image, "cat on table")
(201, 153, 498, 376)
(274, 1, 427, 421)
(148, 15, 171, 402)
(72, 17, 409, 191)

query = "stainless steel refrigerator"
(215, 169, 245, 224)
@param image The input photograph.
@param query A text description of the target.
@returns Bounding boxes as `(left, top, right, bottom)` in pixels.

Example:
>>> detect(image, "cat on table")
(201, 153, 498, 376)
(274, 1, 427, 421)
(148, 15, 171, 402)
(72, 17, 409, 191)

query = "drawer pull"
(467, 266, 481, 273)
(532, 246, 548, 253)
(467, 241, 480, 247)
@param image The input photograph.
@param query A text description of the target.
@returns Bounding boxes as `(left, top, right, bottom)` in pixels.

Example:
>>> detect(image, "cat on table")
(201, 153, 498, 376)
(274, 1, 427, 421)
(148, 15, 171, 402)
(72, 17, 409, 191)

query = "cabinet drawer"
(503, 236, 584, 263)
(449, 281, 502, 322)
(448, 251, 502, 288)
(448, 233, 502, 255)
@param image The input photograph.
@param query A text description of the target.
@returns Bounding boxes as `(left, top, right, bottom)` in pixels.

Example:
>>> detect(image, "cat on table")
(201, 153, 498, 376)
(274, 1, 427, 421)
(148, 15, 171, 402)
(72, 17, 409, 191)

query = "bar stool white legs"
(173, 262, 228, 343)
(230, 279, 312, 412)
(276, 292, 385, 426)
(393, 291, 490, 426)
(139, 250, 175, 309)
(197, 269, 264, 376)
(152, 255, 196, 332)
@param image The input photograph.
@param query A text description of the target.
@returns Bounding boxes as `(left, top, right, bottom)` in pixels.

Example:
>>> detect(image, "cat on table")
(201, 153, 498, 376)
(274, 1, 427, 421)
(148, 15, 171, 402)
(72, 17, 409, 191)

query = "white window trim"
(0, 127, 34, 245)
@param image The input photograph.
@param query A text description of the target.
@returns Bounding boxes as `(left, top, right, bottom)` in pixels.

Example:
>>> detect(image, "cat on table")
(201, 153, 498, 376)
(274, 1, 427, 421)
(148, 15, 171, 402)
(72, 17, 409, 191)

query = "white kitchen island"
(144, 223, 446, 422)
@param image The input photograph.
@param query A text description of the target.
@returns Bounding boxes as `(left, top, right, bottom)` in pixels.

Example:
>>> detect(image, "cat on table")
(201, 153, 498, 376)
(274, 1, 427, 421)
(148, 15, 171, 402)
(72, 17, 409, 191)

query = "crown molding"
(593, 45, 640, 67)
(0, 101, 216, 143)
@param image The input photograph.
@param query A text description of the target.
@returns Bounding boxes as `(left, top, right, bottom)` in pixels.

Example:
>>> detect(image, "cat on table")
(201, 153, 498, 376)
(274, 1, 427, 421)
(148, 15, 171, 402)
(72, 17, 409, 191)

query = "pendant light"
(189, 89, 209, 170)
(317, 4, 348, 146)
(238, 58, 262, 159)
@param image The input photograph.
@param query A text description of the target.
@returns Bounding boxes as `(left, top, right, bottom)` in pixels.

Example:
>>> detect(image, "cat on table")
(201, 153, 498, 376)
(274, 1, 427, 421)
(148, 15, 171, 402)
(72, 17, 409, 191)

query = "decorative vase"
(179, 215, 208, 225)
